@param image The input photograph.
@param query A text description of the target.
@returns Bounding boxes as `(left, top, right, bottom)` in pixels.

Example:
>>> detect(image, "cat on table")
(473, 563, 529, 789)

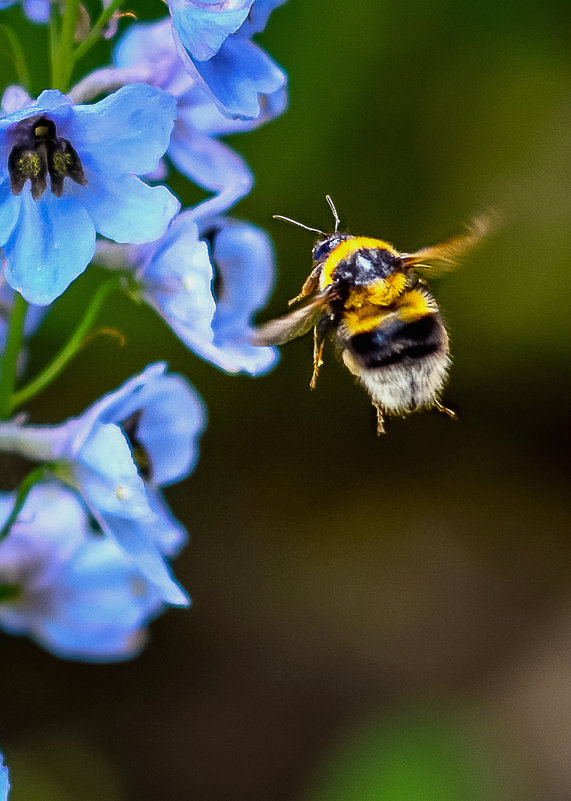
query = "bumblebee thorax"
(319, 236, 402, 290)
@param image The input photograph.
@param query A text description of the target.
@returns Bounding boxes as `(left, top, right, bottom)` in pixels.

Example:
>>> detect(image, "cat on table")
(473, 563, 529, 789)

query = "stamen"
(8, 115, 87, 201)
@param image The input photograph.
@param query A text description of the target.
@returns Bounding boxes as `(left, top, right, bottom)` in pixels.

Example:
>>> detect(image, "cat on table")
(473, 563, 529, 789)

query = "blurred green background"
(1, 0, 570, 798)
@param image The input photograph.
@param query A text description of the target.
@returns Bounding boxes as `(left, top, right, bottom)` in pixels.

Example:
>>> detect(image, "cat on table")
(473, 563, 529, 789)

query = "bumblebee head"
(312, 233, 353, 264)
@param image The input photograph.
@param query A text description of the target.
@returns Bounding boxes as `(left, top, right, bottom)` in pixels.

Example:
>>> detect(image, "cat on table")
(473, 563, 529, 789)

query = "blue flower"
(71, 17, 286, 219)
(96, 212, 277, 375)
(0, 84, 180, 305)
(0, 364, 205, 605)
(0, 0, 50, 24)
(0, 752, 8, 801)
(167, 0, 288, 118)
(0, 482, 165, 661)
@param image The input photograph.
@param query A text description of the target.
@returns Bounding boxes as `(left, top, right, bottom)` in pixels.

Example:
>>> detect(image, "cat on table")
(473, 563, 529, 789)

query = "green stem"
(0, 465, 49, 543)
(49, 6, 61, 90)
(11, 277, 120, 411)
(0, 294, 28, 420)
(55, 0, 80, 92)
(49, 0, 81, 92)
(72, 0, 125, 65)
(0, 24, 31, 90)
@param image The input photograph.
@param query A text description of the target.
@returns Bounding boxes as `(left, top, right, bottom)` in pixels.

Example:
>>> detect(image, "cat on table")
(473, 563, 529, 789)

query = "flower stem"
(11, 277, 121, 412)
(0, 465, 49, 543)
(72, 0, 125, 65)
(0, 23, 31, 90)
(57, 0, 80, 92)
(0, 294, 27, 420)
(49, 6, 61, 89)
(50, 0, 80, 92)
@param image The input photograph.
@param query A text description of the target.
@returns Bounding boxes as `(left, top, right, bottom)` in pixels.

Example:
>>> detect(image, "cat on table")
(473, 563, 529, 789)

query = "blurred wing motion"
(251, 290, 331, 346)
(400, 211, 498, 274)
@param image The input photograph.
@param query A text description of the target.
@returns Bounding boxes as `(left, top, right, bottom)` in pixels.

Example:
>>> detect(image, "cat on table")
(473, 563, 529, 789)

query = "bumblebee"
(252, 197, 492, 434)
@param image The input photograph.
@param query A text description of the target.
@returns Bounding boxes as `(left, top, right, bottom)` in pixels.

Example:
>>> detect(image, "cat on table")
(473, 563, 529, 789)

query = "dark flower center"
(8, 116, 87, 201)
(120, 410, 152, 482)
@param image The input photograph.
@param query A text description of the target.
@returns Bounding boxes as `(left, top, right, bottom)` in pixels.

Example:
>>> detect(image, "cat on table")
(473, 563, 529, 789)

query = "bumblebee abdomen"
(349, 315, 445, 369)
(342, 313, 451, 412)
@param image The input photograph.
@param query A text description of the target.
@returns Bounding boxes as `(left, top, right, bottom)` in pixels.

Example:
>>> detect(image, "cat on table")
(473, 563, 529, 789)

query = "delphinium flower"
(167, 0, 287, 119)
(0, 83, 179, 305)
(0, 0, 49, 24)
(0, 481, 164, 661)
(0, 752, 8, 801)
(70, 15, 287, 220)
(0, 363, 205, 605)
(96, 210, 277, 375)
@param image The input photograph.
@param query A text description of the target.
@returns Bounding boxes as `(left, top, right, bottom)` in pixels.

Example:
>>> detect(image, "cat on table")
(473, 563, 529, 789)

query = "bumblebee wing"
(250, 291, 331, 346)
(400, 212, 497, 274)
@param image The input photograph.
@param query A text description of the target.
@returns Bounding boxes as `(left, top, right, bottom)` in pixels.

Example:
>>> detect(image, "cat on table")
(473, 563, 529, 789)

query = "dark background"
(1, 0, 570, 798)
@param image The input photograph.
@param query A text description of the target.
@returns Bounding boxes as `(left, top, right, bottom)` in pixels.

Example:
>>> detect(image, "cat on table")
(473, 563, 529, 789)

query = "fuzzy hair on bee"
(251, 197, 494, 434)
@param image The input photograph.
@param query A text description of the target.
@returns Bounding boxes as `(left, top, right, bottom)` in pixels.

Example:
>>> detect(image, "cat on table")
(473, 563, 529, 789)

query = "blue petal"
(114, 18, 175, 73)
(3, 188, 95, 305)
(145, 489, 188, 556)
(0, 90, 72, 134)
(23, 0, 50, 22)
(75, 424, 152, 519)
(169, 0, 254, 61)
(181, 81, 287, 135)
(198, 216, 278, 374)
(126, 373, 207, 486)
(169, 119, 252, 216)
(36, 618, 149, 662)
(75, 171, 179, 244)
(0, 178, 20, 246)
(67, 363, 167, 452)
(75, 423, 189, 605)
(239, 0, 287, 35)
(78, 354, 206, 487)
(1, 85, 31, 114)
(185, 36, 287, 119)
(54, 539, 162, 627)
(92, 511, 189, 606)
(142, 215, 215, 335)
(0, 753, 9, 801)
(70, 84, 177, 176)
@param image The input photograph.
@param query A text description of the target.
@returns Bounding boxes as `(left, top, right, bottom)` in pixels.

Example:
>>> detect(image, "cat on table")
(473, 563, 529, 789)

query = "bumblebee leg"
(289, 266, 322, 306)
(434, 400, 457, 420)
(374, 404, 386, 435)
(310, 326, 326, 390)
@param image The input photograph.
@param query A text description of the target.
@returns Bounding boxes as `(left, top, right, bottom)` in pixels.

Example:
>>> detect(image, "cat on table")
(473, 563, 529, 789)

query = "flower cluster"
(0, 482, 164, 661)
(0, 0, 288, 661)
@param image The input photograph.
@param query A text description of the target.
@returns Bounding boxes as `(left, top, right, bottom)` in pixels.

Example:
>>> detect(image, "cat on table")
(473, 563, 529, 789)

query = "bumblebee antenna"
(325, 195, 340, 233)
(273, 214, 326, 236)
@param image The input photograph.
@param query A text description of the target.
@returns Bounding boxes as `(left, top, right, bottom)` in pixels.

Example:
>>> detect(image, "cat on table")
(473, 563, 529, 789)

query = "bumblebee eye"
(313, 236, 342, 262)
